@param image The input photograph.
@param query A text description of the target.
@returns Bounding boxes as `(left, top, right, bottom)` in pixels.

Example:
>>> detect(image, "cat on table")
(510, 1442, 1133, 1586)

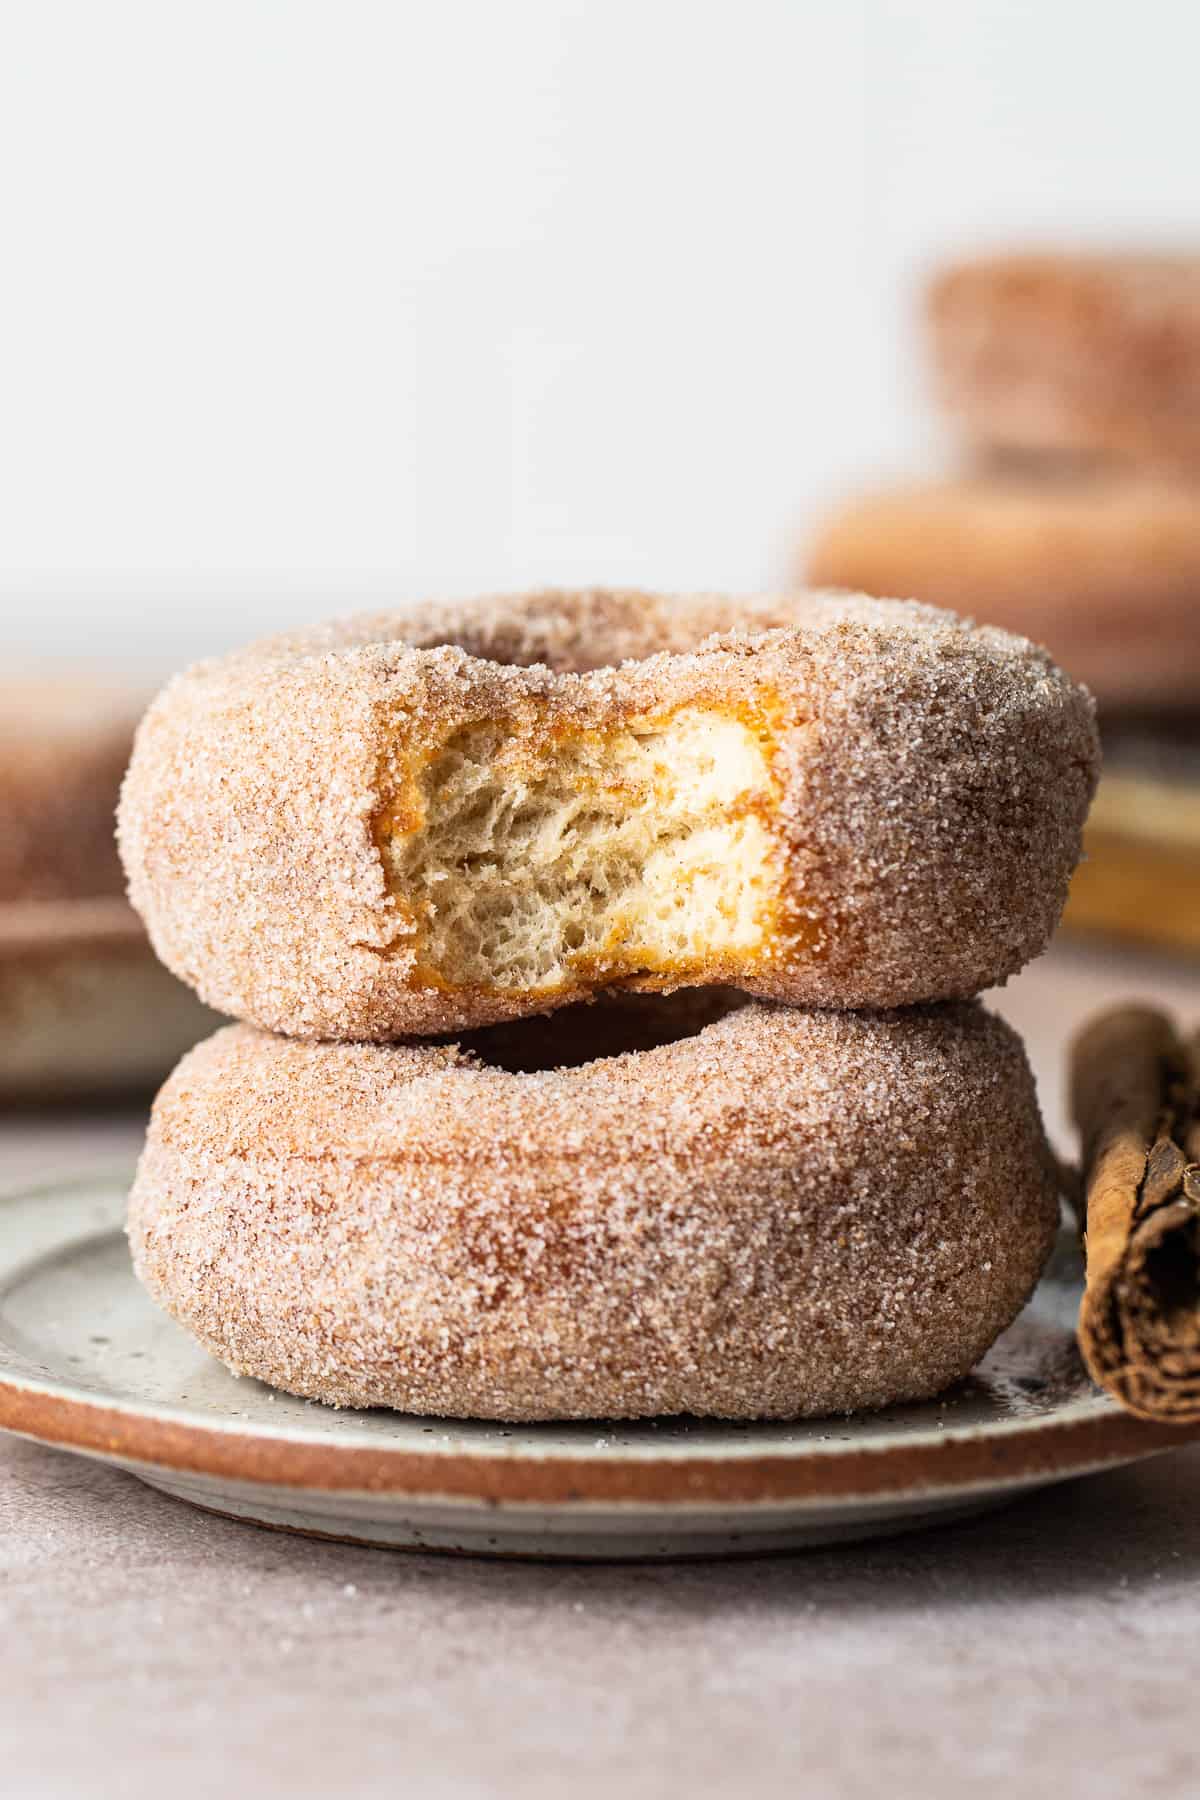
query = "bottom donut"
(128, 994, 1061, 1422)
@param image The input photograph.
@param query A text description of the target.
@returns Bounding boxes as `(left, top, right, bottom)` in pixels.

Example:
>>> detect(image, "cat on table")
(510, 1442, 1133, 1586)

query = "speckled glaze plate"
(0, 1171, 1195, 1559)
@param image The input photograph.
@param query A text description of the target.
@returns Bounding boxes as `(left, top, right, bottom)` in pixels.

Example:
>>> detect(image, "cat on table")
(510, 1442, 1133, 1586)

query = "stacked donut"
(119, 589, 1099, 1420)
(806, 251, 1200, 713)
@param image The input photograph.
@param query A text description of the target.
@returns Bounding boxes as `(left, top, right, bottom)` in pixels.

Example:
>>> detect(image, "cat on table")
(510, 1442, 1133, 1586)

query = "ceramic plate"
(0, 1171, 1195, 1559)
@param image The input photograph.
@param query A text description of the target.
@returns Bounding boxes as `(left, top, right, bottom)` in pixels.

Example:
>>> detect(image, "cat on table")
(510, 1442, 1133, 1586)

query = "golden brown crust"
(118, 588, 1098, 1038)
(128, 998, 1060, 1421)
(1, 673, 142, 903)
(804, 476, 1200, 707)
(928, 251, 1200, 471)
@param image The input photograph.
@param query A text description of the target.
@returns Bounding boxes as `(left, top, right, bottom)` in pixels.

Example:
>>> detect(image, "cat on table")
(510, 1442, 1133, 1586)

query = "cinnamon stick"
(1070, 1004, 1200, 1422)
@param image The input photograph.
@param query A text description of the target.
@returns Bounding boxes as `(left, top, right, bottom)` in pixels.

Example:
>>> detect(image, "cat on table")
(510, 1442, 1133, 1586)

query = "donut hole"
(452, 988, 745, 1073)
(379, 706, 782, 994)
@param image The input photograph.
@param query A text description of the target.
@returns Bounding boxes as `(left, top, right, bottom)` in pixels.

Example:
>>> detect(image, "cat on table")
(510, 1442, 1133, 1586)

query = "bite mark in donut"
(372, 697, 811, 1000)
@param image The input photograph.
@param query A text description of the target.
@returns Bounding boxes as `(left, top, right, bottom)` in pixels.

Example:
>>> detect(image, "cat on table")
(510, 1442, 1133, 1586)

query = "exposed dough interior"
(379, 706, 781, 992)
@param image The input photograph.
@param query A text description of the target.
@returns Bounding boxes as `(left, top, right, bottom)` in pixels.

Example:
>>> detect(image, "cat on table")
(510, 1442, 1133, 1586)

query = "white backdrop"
(1, 0, 1197, 674)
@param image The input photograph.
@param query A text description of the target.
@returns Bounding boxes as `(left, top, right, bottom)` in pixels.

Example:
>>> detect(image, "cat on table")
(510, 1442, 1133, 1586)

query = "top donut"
(928, 251, 1200, 472)
(118, 589, 1098, 1038)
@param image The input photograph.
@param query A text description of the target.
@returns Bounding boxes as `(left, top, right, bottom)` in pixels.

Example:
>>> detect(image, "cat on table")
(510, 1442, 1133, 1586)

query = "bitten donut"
(119, 590, 1098, 1038)
(804, 475, 1200, 708)
(928, 250, 1200, 472)
(128, 994, 1060, 1421)
(2, 671, 142, 902)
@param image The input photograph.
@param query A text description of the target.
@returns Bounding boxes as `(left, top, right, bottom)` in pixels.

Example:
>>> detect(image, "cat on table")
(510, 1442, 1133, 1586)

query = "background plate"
(0, 900, 217, 1100)
(0, 1172, 1195, 1559)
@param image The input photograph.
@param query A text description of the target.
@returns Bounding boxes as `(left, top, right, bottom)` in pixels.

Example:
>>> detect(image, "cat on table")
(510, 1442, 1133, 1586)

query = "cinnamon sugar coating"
(118, 589, 1098, 1038)
(2, 673, 142, 902)
(128, 996, 1060, 1421)
(928, 251, 1200, 471)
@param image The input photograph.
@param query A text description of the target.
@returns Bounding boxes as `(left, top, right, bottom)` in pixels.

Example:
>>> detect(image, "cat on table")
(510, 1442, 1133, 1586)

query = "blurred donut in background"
(0, 670, 217, 1101)
(927, 251, 1200, 474)
(804, 473, 1200, 711)
(0, 673, 140, 903)
(799, 246, 1200, 958)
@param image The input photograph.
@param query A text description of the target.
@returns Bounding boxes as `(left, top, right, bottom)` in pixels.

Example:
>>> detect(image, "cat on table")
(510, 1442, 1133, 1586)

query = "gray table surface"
(3, 938, 1200, 1800)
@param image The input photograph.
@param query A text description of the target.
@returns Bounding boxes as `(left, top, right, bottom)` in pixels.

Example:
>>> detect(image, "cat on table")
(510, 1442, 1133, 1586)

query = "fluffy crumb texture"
(381, 708, 778, 994)
(928, 251, 1200, 472)
(804, 476, 1200, 709)
(118, 589, 1099, 1039)
(128, 997, 1061, 1422)
(1, 673, 143, 903)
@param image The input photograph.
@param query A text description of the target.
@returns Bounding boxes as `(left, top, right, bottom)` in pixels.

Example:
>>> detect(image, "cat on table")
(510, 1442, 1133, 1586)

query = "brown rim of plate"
(0, 1379, 1194, 1508)
(3, 1176, 1197, 1510)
